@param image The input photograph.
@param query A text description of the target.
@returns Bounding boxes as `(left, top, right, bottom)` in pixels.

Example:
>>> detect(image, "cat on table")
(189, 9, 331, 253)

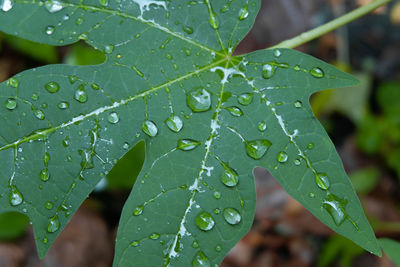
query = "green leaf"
(0, 211, 29, 241)
(379, 238, 400, 266)
(0, 0, 380, 265)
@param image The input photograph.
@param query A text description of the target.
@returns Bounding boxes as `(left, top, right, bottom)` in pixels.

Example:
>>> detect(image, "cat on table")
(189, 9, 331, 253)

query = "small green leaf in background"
(379, 238, 400, 266)
(0, 211, 29, 241)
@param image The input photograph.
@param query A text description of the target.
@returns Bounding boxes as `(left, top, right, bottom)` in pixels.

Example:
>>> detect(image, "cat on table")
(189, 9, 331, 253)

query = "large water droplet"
(40, 168, 50, 182)
(277, 151, 288, 163)
(221, 166, 239, 187)
(45, 25, 55, 35)
(74, 89, 88, 103)
(262, 64, 275, 79)
(47, 215, 60, 233)
(45, 0, 63, 13)
(142, 120, 158, 137)
(238, 4, 248, 20)
(7, 77, 18, 88)
(133, 205, 144, 216)
(310, 67, 325, 78)
(108, 112, 119, 124)
(226, 106, 243, 117)
(237, 93, 253, 106)
(322, 194, 348, 226)
(195, 211, 215, 231)
(245, 140, 272, 160)
(192, 251, 210, 267)
(187, 88, 211, 112)
(5, 98, 17, 110)
(223, 208, 241, 225)
(34, 109, 45, 120)
(9, 185, 23, 206)
(1, 0, 13, 12)
(177, 139, 201, 151)
(165, 115, 183, 133)
(45, 81, 60, 93)
(315, 173, 330, 190)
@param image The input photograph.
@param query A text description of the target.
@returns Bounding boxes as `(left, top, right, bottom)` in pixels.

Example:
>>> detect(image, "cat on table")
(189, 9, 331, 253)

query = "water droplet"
(31, 93, 39, 101)
(274, 49, 281, 57)
(245, 140, 272, 160)
(192, 241, 199, 248)
(308, 193, 315, 198)
(74, 89, 88, 103)
(226, 106, 243, 117)
(133, 205, 144, 216)
(62, 136, 70, 147)
(213, 208, 220, 214)
(99, 0, 108, 6)
(107, 112, 119, 124)
(45, 201, 53, 210)
(130, 240, 140, 247)
(257, 121, 267, 132)
(149, 232, 160, 240)
(307, 143, 314, 149)
(68, 75, 77, 84)
(34, 109, 45, 120)
(45, 0, 63, 13)
(223, 208, 241, 225)
(315, 173, 330, 190)
(42, 237, 48, 244)
(237, 93, 253, 106)
(294, 159, 301, 166)
(310, 67, 325, 78)
(9, 185, 23, 206)
(262, 64, 275, 79)
(45, 81, 60, 93)
(192, 251, 210, 267)
(215, 245, 222, 252)
(182, 25, 193, 34)
(45, 25, 55, 35)
(1, 0, 13, 12)
(7, 77, 18, 88)
(5, 98, 17, 110)
(177, 139, 201, 151)
(294, 65, 301, 71)
(123, 142, 130, 150)
(40, 168, 50, 182)
(208, 9, 219, 30)
(104, 45, 114, 54)
(323, 194, 348, 225)
(213, 191, 221, 199)
(187, 88, 211, 112)
(58, 101, 69, 109)
(142, 120, 158, 137)
(277, 151, 288, 163)
(221, 166, 239, 187)
(44, 152, 50, 166)
(75, 17, 84, 25)
(165, 115, 183, 133)
(78, 32, 88, 40)
(238, 4, 248, 20)
(294, 100, 302, 108)
(47, 215, 60, 233)
(195, 211, 215, 231)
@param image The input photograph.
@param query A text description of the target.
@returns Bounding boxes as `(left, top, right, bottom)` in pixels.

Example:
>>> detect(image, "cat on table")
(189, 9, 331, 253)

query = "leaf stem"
(271, 0, 392, 49)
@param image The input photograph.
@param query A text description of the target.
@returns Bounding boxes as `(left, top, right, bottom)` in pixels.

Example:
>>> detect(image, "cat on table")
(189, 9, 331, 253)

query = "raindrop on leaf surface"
(47, 215, 60, 233)
(195, 211, 215, 231)
(192, 251, 210, 267)
(223, 208, 241, 225)
(177, 139, 201, 151)
(245, 140, 272, 160)
(142, 120, 158, 137)
(187, 88, 211, 112)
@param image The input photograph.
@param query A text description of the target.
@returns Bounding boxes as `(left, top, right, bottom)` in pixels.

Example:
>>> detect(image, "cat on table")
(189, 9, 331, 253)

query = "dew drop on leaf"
(192, 251, 210, 267)
(310, 67, 325, 78)
(75, 17, 84, 25)
(44, 0, 63, 13)
(45, 25, 55, 35)
(182, 25, 193, 34)
(308, 193, 315, 198)
(187, 88, 211, 112)
(274, 49, 281, 57)
(192, 241, 199, 248)
(108, 112, 120, 124)
(58, 101, 69, 109)
(149, 232, 160, 240)
(9, 185, 23, 206)
(262, 64, 275, 79)
(133, 205, 144, 216)
(315, 173, 330, 190)
(31, 93, 39, 101)
(123, 142, 130, 150)
(213, 208, 220, 214)
(237, 93, 253, 106)
(307, 143, 314, 149)
(68, 75, 77, 84)
(99, 0, 108, 6)
(221, 166, 239, 187)
(294, 159, 301, 166)
(91, 83, 100, 90)
(177, 139, 201, 151)
(215, 245, 222, 252)
(5, 98, 17, 110)
(45, 201, 53, 210)
(257, 121, 267, 132)
(45, 81, 60, 93)
(142, 120, 158, 137)
(165, 115, 183, 133)
(47, 215, 60, 233)
(294, 100, 302, 108)
(40, 168, 50, 182)
(195, 211, 215, 231)
(223, 208, 241, 225)
(1, 0, 13, 12)
(74, 89, 88, 103)
(322, 194, 348, 226)
(245, 140, 272, 160)
(213, 191, 221, 199)
(44, 152, 50, 166)
(33, 109, 45, 120)
(277, 151, 288, 163)
(226, 106, 243, 117)
(238, 4, 248, 20)
(7, 77, 18, 88)
(130, 240, 140, 247)
(104, 45, 114, 54)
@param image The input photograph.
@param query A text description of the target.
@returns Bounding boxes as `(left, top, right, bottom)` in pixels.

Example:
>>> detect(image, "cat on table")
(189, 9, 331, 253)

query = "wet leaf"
(0, 0, 380, 265)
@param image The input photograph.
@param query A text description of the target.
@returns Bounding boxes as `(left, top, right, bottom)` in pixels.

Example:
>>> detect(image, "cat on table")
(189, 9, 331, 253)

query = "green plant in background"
(0, 0, 398, 265)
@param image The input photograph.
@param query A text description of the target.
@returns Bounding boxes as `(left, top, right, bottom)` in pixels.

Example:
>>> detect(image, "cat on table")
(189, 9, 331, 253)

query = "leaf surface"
(0, 0, 380, 265)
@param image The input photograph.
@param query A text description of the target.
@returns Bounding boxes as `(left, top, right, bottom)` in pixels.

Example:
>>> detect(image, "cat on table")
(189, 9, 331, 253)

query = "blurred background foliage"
(0, 0, 399, 266)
